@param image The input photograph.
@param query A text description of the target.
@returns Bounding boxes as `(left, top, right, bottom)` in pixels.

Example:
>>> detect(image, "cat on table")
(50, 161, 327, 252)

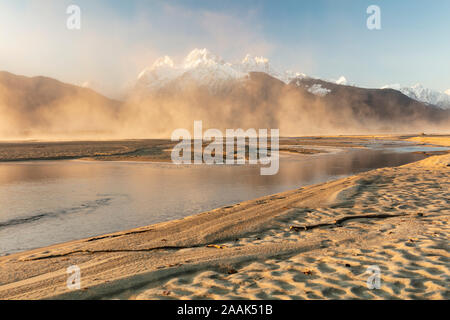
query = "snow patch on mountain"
(283, 70, 308, 84)
(307, 84, 331, 97)
(381, 83, 450, 109)
(292, 78, 332, 96)
(335, 76, 348, 85)
(137, 56, 185, 89)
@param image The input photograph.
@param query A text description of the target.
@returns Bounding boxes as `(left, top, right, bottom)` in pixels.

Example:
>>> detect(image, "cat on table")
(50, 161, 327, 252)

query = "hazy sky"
(1, 0, 449, 97)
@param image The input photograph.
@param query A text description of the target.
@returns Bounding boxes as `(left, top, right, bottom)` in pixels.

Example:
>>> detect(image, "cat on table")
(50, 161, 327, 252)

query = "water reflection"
(0, 149, 426, 255)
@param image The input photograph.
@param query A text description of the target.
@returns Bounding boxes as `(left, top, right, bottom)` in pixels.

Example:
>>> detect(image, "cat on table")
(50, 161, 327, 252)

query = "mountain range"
(136, 48, 450, 110)
(136, 48, 306, 91)
(381, 83, 450, 110)
(0, 71, 121, 138)
(1, 49, 449, 139)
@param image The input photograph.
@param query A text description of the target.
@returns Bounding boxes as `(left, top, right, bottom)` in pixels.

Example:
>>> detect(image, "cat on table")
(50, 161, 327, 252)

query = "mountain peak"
(152, 56, 175, 69)
(382, 83, 450, 109)
(335, 76, 348, 85)
(136, 49, 308, 90)
(183, 48, 224, 69)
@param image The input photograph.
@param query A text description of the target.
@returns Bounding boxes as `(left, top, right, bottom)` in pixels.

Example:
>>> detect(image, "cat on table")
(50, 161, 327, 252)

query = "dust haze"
(1, 72, 449, 141)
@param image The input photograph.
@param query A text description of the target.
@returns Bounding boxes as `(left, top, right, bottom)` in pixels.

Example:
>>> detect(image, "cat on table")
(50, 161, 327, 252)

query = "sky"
(1, 0, 449, 97)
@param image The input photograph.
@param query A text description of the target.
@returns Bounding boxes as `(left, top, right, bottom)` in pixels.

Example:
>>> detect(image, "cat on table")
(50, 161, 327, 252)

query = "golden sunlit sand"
(0, 136, 448, 300)
(406, 136, 450, 147)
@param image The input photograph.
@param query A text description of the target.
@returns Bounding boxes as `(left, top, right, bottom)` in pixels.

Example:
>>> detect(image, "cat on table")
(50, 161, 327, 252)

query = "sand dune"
(0, 147, 448, 300)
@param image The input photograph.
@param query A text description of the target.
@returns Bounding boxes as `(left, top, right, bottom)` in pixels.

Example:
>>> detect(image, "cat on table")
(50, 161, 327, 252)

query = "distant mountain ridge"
(0, 71, 121, 138)
(1, 65, 449, 139)
(137, 48, 450, 110)
(381, 83, 450, 110)
(131, 70, 450, 136)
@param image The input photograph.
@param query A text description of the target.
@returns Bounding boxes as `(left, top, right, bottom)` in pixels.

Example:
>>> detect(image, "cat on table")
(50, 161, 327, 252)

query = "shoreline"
(0, 136, 448, 299)
(0, 146, 431, 257)
(0, 148, 448, 299)
(0, 135, 423, 163)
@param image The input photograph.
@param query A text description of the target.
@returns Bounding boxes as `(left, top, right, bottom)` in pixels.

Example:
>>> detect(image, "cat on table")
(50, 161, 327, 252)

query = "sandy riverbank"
(0, 135, 415, 162)
(0, 138, 448, 300)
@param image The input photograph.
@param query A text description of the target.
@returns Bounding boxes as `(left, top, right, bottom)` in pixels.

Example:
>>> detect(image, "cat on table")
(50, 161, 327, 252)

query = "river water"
(0, 144, 440, 255)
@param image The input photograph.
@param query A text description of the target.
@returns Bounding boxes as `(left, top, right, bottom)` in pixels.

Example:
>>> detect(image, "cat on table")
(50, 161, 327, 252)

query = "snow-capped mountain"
(381, 83, 450, 110)
(2, 69, 448, 139)
(137, 48, 308, 92)
(137, 49, 449, 107)
(335, 76, 348, 85)
(138, 49, 243, 90)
